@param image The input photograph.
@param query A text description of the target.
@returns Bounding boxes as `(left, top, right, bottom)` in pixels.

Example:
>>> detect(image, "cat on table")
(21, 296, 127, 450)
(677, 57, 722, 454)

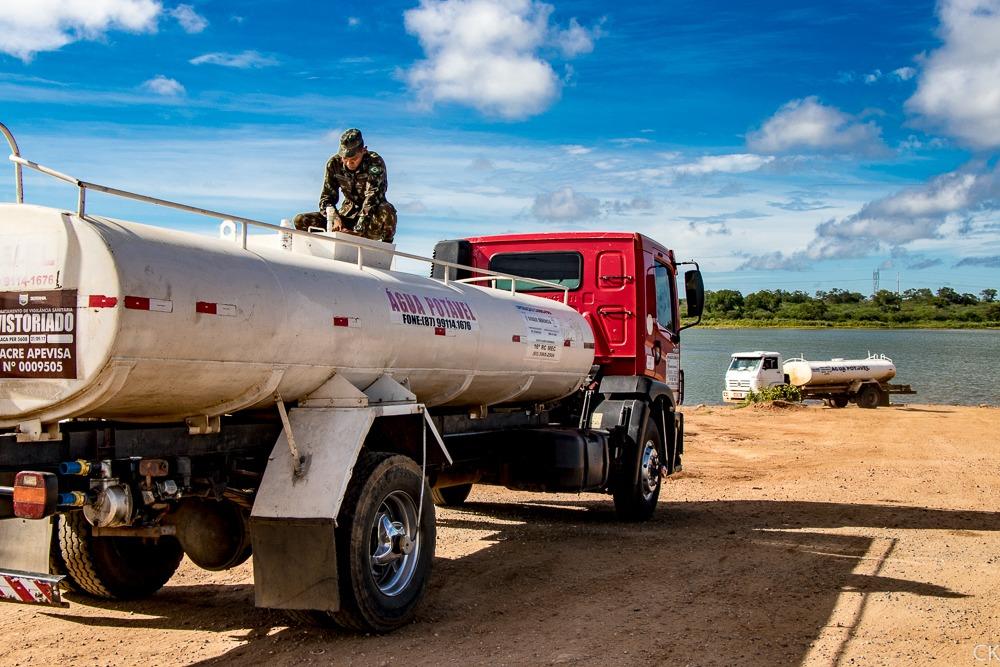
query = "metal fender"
(250, 407, 376, 611)
(249, 402, 447, 612)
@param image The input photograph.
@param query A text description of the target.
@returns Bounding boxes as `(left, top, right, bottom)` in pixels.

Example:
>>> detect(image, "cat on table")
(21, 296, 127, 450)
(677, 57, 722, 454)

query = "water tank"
(0, 204, 595, 426)
(783, 355, 896, 387)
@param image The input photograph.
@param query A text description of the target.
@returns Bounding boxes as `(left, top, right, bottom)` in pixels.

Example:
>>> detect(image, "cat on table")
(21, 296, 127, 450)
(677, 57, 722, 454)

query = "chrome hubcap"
(369, 490, 421, 597)
(639, 440, 660, 500)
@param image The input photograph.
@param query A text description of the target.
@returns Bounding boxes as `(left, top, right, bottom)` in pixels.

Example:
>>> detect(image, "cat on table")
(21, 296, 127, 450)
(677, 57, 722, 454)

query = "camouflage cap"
(339, 128, 364, 157)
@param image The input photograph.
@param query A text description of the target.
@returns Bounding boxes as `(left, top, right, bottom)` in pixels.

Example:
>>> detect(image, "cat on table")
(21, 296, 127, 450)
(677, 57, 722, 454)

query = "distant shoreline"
(699, 319, 1000, 330)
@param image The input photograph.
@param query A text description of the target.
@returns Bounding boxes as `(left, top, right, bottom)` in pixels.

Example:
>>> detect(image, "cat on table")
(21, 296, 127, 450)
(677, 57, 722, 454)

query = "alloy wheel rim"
(368, 489, 421, 597)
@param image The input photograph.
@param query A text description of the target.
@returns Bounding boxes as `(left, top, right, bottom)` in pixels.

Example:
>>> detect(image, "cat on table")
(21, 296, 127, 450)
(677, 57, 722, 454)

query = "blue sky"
(1, 0, 999, 296)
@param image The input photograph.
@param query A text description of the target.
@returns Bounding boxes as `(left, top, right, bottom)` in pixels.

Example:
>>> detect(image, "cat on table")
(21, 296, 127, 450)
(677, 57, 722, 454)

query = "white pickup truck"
(722, 351, 915, 408)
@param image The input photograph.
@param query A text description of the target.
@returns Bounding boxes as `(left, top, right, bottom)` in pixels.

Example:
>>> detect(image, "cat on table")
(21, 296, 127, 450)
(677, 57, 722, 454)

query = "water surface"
(680, 328, 1000, 406)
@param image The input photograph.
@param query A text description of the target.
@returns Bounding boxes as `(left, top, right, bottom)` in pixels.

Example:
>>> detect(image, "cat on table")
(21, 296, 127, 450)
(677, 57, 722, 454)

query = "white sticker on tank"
(0, 235, 60, 290)
(516, 304, 562, 362)
(384, 288, 479, 333)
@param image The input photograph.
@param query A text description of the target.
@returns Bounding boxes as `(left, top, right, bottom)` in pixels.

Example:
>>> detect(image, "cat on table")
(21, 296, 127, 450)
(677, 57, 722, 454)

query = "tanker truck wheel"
(830, 395, 849, 409)
(56, 511, 183, 600)
(856, 385, 880, 409)
(612, 418, 662, 521)
(289, 452, 435, 633)
(430, 483, 473, 507)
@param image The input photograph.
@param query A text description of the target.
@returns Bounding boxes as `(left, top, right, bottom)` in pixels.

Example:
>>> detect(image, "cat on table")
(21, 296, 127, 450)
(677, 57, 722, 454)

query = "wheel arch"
(593, 375, 678, 489)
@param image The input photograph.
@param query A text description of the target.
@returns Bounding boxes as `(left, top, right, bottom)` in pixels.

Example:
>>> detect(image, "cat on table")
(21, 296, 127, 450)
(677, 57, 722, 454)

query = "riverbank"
(701, 318, 1000, 329)
(3, 404, 997, 666)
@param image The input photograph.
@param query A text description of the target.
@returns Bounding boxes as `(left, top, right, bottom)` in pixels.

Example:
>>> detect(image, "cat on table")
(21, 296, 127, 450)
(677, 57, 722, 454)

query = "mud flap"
(250, 517, 338, 611)
(250, 408, 374, 611)
(0, 517, 52, 574)
(0, 517, 67, 607)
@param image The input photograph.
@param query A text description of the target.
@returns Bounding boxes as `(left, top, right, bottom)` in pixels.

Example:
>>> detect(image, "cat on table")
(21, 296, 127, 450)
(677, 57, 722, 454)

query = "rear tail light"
(12, 472, 59, 520)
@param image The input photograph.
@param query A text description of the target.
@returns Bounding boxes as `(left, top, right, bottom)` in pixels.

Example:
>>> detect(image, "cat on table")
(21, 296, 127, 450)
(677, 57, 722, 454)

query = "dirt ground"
(2, 403, 999, 666)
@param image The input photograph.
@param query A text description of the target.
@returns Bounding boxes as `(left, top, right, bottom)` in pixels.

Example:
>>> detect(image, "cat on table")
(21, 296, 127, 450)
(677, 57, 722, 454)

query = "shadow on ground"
(45, 499, 997, 666)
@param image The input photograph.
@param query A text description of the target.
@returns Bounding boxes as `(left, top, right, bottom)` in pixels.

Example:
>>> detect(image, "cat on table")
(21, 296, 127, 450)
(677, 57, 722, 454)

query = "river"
(680, 328, 1000, 406)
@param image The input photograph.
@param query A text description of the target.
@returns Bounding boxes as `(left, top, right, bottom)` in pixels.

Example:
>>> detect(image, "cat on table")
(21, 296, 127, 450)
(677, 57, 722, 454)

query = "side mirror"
(684, 269, 704, 318)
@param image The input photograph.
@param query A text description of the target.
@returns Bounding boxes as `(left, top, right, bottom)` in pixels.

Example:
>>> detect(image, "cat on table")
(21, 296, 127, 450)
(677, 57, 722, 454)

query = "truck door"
(761, 355, 784, 388)
(644, 260, 680, 395)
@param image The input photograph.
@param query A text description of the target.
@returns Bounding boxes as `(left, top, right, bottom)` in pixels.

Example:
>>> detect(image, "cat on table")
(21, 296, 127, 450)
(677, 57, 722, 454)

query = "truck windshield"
(729, 357, 761, 371)
(489, 252, 582, 292)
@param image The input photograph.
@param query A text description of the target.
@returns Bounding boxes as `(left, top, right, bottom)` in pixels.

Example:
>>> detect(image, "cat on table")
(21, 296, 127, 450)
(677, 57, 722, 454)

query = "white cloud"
(739, 161, 1000, 269)
(747, 96, 885, 154)
(864, 69, 882, 84)
(672, 154, 774, 176)
(892, 66, 917, 81)
(141, 75, 185, 96)
(561, 144, 591, 155)
(610, 137, 651, 147)
(169, 4, 207, 33)
(0, 0, 161, 62)
(532, 186, 600, 221)
(906, 0, 1000, 149)
(347, 16, 361, 28)
(190, 50, 279, 68)
(402, 0, 601, 119)
(555, 18, 598, 57)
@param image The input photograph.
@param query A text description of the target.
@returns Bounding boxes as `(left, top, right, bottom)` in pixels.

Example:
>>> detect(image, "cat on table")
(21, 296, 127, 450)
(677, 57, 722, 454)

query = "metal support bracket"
(15, 420, 60, 443)
(186, 414, 221, 435)
(363, 374, 417, 405)
(274, 393, 306, 478)
(421, 407, 452, 465)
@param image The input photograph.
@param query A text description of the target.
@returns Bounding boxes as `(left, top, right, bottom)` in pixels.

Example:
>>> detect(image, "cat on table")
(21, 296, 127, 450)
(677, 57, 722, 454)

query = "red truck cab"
(434, 232, 702, 404)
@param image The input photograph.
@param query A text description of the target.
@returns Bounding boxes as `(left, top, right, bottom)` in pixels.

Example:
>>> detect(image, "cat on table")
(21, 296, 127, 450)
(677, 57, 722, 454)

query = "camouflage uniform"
(293, 129, 397, 243)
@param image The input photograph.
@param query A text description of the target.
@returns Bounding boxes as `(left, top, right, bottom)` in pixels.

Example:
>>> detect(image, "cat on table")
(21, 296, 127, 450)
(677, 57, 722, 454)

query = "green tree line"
(699, 286, 1000, 327)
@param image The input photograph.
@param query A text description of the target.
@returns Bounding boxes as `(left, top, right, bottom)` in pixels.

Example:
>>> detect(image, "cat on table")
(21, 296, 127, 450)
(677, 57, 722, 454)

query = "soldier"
(293, 128, 397, 243)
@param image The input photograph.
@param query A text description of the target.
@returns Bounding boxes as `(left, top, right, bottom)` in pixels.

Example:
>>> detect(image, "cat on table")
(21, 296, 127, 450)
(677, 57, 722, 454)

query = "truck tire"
(612, 417, 662, 521)
(430, 483, 473, 507)
(49, 515, 78, 592)
(856, 385, 880, 409)
(289, 452, 435, 632)
(831, 395, 849, 409)
(56, 511, 183, 600)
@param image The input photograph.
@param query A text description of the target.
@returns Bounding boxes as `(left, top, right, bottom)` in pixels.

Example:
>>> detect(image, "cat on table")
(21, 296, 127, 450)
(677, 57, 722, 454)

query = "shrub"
(743, 384, 803, 404)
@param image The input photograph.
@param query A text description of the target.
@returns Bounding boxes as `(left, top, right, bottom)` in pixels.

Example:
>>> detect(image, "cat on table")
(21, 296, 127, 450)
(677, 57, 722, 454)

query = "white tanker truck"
(0, 125, 704, 631)
(722, 351, 915, 408)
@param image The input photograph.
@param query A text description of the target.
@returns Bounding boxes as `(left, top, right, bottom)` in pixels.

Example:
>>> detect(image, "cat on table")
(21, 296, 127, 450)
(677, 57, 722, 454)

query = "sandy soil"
(2, 403, 998, 666)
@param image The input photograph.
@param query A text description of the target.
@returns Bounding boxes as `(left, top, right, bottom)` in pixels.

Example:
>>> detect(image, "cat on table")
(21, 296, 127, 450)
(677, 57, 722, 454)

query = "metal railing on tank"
(2, 123, 568, 303)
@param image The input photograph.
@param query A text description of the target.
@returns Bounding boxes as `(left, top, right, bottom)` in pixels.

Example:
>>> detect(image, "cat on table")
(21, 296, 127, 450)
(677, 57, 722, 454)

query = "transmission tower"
(872, 269, 880, 294)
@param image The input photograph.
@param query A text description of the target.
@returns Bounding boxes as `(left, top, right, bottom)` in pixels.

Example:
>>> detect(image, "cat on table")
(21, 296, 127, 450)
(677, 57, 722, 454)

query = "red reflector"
(196, 301, 217, 315)
(434, 327, 446, 336)
(124, 296, 150, 310)
(13, 472, 57, 520)
(564, 339, 572, 347)
(511, 335, 521, 343)
(333, 317, 349, 327)
(89, 295, 118, 308)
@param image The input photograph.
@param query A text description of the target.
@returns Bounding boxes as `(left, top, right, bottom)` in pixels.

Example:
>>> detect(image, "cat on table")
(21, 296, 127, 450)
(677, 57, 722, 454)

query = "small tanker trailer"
(723, 351, 915, 408)
(0, 125, 704, 631)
